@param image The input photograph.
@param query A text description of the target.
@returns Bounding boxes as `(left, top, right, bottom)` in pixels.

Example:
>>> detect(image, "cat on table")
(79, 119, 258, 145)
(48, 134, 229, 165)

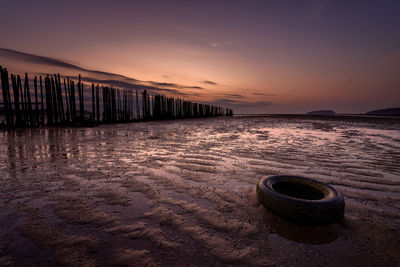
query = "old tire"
(257, 175, 344, 224)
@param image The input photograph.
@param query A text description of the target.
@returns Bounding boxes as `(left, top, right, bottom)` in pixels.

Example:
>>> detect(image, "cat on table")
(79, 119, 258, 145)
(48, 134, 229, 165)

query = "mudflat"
(0, 115, 399, 266)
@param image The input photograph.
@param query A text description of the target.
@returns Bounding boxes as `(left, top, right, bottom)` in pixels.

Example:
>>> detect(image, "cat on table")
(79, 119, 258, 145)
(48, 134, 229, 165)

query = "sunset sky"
(0, 0, 399, 113)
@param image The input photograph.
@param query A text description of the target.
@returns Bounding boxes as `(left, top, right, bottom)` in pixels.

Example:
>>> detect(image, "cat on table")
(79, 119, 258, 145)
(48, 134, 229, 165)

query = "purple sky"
(1, 0, 399, 113)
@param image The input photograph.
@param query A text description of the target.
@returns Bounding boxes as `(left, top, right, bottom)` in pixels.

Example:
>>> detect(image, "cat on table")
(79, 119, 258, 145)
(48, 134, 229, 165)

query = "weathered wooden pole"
(102, 87, 106, 122)
(148, 93, 151, 118)
(40, 76, 44, 124)
(34, 76, 39, 126)
(21, 74, 27, 123)
(78, 75, 84, 121)
(91, 83, 95, 122)
(96, 84, 100, 122)
(111, 87, 116, 121)
(51, 76, 59, 124)
(0, 67, 11, 126)
(142, 90, 147, 120)
(56, 74, 64, 123)
(49, 77, 56, 123)
(25, 73, 33, 126)
(44, 76, 51, 124)
(69, 79, 76, 122)
(16, 75, 26, 125)
(11, 74, 21, 126)
(6, 70, 13, 126)
(63, 78, 70, 122)
(117, 89, 121, 121)
(123, 90, 127, 121)
(135, 90, 139, 120)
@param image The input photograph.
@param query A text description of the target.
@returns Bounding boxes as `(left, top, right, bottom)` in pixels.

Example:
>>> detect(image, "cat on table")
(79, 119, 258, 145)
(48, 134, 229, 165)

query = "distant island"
(307, 110, 336, 115)
(366, 108, 400, 116)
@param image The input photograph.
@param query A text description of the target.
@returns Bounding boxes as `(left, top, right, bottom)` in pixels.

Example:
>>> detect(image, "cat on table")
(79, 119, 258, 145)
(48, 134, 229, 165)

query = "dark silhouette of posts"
(1, 67, 232, 129)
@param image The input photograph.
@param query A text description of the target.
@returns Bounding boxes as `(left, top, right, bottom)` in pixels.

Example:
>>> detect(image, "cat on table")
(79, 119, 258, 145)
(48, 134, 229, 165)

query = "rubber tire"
(257, 175, 345, 224)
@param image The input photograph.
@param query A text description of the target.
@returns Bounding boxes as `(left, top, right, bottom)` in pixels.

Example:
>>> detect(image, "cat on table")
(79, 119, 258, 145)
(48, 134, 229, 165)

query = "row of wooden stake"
(0, 66, 233, 128)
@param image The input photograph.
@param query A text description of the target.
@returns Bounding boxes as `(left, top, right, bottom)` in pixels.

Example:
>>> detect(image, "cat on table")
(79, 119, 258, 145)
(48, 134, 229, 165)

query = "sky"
(0, 0, 399, 114)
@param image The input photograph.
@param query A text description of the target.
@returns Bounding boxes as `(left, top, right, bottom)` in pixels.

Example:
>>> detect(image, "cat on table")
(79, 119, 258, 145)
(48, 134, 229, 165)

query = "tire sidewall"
(257, 175, 345, 224)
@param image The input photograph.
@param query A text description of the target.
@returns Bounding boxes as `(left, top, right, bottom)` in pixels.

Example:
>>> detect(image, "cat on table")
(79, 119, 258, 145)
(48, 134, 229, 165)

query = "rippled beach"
(1, 115, 399, 266)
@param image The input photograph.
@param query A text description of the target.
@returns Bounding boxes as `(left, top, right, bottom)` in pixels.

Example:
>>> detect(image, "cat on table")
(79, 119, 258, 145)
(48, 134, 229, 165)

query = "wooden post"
(44, 76, 51, 124)
(0, 67, 10, 126)
(17, 75, 26, 125)
(64, 78, 70, 122)
(24, 73, 33, 126)
(78, 75, 84, 121)
(135, 90, 139, 120)
(11, 74, 21, 126)
(34, 76, 39, 126)
(91, 83, 95, 122)
(51, 76, 58, 124)
(56, 74, 65, 123)
(117, 88, 121, 121)
(69, 79, 76, 122)
(40, 76, 44, 125)
(142, 90, 146, 120)
(96, 84, 100, 122)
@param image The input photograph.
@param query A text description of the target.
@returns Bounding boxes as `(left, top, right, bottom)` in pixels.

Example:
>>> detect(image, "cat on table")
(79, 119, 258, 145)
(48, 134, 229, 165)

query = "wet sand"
(0, 115, 399, 266)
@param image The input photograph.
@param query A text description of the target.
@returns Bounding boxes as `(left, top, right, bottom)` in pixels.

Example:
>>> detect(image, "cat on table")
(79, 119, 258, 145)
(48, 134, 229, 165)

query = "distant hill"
(307, 110, 335, 115)
(366, 108, 400, 116)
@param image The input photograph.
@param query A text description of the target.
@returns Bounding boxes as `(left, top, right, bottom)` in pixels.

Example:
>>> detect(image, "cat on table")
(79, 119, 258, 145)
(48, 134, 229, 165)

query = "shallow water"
(0, 115, 399, 266)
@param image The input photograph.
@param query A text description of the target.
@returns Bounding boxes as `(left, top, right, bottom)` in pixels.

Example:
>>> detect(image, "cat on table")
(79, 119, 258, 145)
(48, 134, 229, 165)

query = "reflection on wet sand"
(0, 115, 399, 265)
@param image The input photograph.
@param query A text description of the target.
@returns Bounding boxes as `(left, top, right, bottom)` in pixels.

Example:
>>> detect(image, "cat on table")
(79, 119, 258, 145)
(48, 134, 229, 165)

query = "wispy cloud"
(253, 92, 275, 96)
(0, 47, 206, 95)
(201, 80, 217, 85)
(0, 47, 140, 83)
(147, 81, 204, 90)
(210, 98, 272, 107)
(222, 93, 243, 98)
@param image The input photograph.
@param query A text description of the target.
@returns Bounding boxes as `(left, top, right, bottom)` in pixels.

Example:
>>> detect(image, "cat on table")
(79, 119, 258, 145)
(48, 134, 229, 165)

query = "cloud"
(222, 93, 243, 98)
(201, 80, 217, 85)
(78, 77, 150, 90)
(0, 47, 84, 71)
(253, 92, 275, 96)
(148, 81, 179, 87)
(148, 81, 204, 90)
(0, 47, 141, 83)
(210, 98, 272, 107)
(76, 76, 190, 95)
(187, 86, 203, 90)
(212, 98, 240, 104)
(0, 47, 205, 95)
